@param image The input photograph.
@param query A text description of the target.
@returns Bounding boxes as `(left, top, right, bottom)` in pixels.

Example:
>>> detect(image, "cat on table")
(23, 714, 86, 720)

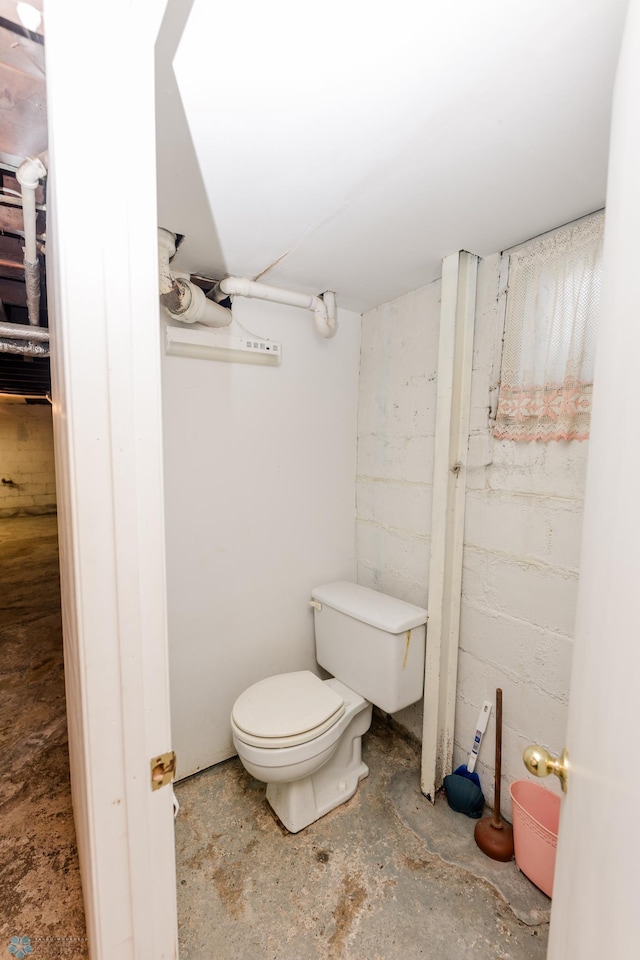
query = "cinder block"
(356, 478, 432, 537)
(462, 548, 578, 637)
(505, 678, 569, 751)
(357, 519, 430, 585)
(469, 372, 492, 417)
(489, 439, 588, 499)
(357, 434, 435, 484)
(357, 248, 585, 781)
(464, 490, 583, 572)
(455, 653, 568, 809)
(459, 601, 573, 703)
(356, 556, 429, 609)
(358, 375, 436, 439)
(468, 402, 492, 437)
(466, 434, 492, 471)
(0, 403, 56, 510)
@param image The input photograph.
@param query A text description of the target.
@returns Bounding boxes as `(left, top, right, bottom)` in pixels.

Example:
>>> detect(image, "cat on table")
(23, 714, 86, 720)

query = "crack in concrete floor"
(175, 716, 549, 959)
(0, 514, 552, 960)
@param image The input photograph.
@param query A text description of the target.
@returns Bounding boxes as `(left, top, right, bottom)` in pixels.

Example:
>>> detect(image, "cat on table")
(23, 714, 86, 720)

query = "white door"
(46, 2, 178, 958)
(546, 3, 640, 955)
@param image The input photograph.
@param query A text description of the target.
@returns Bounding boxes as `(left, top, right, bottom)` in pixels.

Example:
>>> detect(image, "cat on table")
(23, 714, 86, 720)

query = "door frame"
(547, 2, 640, 955)
(43, 0, 637, 955)
(45, 2, 178, 957)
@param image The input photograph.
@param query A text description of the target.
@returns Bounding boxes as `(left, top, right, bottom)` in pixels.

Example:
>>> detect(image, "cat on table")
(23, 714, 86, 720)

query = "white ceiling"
(156, 0, 628, 314)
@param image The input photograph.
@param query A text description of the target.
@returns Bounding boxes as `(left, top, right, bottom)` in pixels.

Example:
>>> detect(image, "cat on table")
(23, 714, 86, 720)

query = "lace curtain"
(493, 211, 604, 442)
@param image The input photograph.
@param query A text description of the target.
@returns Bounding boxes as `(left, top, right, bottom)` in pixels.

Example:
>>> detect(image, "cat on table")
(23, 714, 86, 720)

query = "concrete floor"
(175, 716, 549, 959)
(0, 516, 87, 957)
(0, 514, 550, 959)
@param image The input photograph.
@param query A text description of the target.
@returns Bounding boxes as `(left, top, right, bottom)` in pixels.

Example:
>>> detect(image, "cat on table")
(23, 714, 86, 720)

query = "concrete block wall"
(457, 253, 587, 815)
(0, 401, 57, 517)
(356, 280, 441, 738)
(355, 249, 587, 818)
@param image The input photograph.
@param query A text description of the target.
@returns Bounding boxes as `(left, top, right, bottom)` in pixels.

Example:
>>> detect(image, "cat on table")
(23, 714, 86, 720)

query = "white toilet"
(230, 581, 428, 833)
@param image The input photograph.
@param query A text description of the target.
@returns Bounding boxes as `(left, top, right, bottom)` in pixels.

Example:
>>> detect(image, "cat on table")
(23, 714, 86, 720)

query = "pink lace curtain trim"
(493, 212, 603, 443)
(493, 378, 592, 442)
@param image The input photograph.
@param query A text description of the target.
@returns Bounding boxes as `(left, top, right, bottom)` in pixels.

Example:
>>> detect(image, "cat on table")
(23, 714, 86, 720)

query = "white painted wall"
(356, 281, 441, 738)
(169, 0, 626, 313)
(0, 400, 57, 516)
(457, 252, 587, 816)
(162, 299, 361, 779)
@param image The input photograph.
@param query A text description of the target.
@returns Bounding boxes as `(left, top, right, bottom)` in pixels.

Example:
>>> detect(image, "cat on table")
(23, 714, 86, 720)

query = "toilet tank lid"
(311, 581, 427, 633)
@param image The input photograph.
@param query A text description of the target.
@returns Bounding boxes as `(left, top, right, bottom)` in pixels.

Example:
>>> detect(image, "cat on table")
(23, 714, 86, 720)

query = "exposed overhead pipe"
(0, 338, 49, 357)
(212, 277, 338, 339)
(158, 229, 232, 328)
(0, 320, 49, 341)
(16, 153, 47, 327)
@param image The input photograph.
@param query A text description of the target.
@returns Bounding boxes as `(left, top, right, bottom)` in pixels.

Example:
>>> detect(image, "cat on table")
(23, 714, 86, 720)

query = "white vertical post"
(421, 251, 478, 801)
(45, 1, 178, 957)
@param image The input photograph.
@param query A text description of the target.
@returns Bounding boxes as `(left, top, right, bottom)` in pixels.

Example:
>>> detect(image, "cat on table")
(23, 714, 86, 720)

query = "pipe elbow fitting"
(314, 291, 338, 338)
(164, 280, 232, 328)
(313, 307, 338, 339)
(217, 277, 252, 299)
(16, 155, 47, 190)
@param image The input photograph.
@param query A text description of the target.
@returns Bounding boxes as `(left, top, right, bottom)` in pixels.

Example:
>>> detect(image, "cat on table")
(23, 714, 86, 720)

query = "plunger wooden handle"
(493, 688, 503, 826)
(474, 686, 513, 861)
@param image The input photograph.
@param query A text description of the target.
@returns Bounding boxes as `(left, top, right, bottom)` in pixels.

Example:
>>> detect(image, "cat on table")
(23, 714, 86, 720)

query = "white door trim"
(421, 251, 478, 800)
(547, 2, 640, 954)
(46, 2, 177, 957)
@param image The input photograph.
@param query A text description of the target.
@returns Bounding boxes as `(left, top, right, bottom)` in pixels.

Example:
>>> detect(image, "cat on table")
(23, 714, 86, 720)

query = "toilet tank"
(311, 581, 428, 714)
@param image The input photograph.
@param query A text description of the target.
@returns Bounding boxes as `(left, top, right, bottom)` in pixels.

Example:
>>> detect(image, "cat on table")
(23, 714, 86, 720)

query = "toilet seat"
(231, 670, 345, 749)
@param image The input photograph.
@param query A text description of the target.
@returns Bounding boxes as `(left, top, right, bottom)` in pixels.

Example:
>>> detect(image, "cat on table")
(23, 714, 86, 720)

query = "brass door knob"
(523, 745, 569, 793)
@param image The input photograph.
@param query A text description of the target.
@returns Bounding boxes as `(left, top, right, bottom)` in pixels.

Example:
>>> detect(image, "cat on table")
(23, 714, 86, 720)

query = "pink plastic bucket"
(509, 780, 560, 898)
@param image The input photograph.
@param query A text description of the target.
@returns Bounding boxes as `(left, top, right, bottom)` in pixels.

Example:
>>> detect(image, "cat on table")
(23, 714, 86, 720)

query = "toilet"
(230, 581, 428, 833)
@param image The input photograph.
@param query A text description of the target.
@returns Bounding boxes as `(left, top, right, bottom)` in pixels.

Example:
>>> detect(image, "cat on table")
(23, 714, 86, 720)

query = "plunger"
(474, 688, 514, 861)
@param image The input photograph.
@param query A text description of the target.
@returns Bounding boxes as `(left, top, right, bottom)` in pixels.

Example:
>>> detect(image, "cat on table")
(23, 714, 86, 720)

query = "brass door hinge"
(151, 750, 177, 791)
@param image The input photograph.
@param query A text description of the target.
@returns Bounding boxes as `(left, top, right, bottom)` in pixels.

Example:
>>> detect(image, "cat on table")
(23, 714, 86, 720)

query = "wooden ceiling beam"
(0, 234, 26, 260)
(1, 171, 45, 205)
(0, 276, 27, 306)
(0, 258, 24, 279)
(0, 203, 45, 236)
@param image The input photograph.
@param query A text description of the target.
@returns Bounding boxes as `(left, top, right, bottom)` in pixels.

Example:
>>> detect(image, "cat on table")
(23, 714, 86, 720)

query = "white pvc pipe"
(215, 276, 338, 339)
(319, 291, 337, 339)
(217, 276, 316, 310)
(157, 228, 232, 328)
(16, 154, 47, 326)
(171, 281, 233, 326)
(16, 155, 45, 262)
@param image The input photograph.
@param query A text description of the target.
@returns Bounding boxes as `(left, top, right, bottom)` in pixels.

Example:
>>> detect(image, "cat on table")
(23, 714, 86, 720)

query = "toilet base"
(265, 696, 373, 833)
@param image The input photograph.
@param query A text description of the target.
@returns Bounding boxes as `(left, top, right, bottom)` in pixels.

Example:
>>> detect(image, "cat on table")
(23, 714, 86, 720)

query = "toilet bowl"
(230, 581, 427, 833)
(232, 673, 372, 833)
